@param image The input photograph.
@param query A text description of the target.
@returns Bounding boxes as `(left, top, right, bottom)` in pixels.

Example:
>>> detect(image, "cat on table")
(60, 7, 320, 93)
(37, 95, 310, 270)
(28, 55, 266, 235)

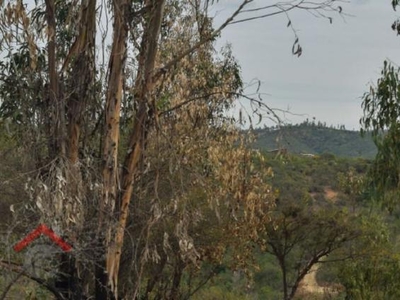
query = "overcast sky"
(19, 1, 400, 130)
(212, 0, 400, 130)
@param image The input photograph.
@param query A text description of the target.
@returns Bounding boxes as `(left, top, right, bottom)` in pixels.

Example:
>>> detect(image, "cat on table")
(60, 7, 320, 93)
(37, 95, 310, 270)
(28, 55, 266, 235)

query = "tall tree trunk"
(279, 256, 289, 300)
(45, 0, 65, 158)
(47, 0, 97, 297)
(101, 0, 128, 227)
(105, 0, 165, 296)
(67, 0, 96, 165)
(64, 0, 97, 238)
(100, 0, 129, 296)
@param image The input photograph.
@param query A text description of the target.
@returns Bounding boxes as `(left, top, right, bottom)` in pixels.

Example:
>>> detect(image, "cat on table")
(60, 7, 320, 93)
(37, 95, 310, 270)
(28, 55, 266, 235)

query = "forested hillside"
(253, 122, 377, 158)
(194, 153, 400, 299)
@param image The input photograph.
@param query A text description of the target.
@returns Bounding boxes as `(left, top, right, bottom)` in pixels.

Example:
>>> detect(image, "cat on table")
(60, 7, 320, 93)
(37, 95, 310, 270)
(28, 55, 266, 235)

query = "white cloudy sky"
(212, 0, 400, 130)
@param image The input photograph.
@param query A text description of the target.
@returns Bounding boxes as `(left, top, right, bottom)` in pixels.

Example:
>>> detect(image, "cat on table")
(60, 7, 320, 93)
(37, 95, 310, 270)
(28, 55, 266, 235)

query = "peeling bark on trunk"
(44, 0, 98, 296)
(105, 0, 165, 296)
(100, 0, 129, 296)
(45, 0, 65, 158)
(67, 0, 96, 165)
(101, 0, 128, 223)
(64, 0, 97, 236)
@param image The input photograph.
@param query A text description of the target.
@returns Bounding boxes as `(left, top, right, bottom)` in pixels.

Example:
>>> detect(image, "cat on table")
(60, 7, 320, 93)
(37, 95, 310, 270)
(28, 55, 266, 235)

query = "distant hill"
(253, 122, 377, 159)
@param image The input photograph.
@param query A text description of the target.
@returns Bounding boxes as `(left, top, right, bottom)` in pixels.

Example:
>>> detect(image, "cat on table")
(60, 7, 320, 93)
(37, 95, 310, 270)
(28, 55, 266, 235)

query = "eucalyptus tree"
(0, 0, 344, 298)
(360, 0, 400, 208)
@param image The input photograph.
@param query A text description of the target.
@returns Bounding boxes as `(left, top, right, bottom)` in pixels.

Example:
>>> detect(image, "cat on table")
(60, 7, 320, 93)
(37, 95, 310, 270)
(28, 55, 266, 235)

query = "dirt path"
(324, 187, 338, 202)
(299, 264, 325, 294)
(297, 263, 342, 298)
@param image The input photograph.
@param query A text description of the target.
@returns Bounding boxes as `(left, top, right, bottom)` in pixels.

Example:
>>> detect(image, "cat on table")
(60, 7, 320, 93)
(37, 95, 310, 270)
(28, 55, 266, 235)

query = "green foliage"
(264, 196, 362, 299)
(253, 253, 283, 299)
(361, 61, 400, 135)
(0, 276, 53, 300)
(360, 61, 400, 208)
(253, 122, 377, 159)
(357, 12, 400, 298)
(0, 47, 46, 124)
(192, 286, 250, 300)
(264, 153, 370, 205)
(316, 208, 400, 300)
(338, 243, 400, 299)
(249, 154, 374, 299)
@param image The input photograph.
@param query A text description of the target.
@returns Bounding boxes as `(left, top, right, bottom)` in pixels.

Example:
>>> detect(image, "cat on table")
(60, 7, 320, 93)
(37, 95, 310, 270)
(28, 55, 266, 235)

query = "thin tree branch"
(0, 269, 24, 300)
(152, 0, 252, 80)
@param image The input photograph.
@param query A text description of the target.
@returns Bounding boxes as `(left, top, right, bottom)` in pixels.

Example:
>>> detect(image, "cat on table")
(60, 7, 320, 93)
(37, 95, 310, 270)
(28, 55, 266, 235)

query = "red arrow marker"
(13, 224, 72, 252)
(13, 224, 43, 252)
(41, 225, 72, 252)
